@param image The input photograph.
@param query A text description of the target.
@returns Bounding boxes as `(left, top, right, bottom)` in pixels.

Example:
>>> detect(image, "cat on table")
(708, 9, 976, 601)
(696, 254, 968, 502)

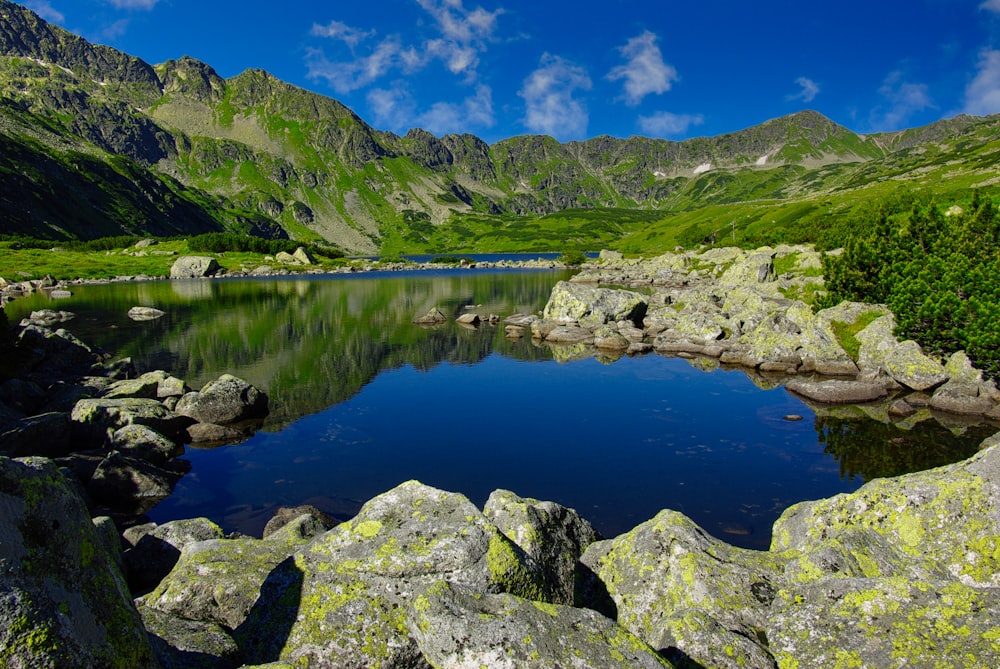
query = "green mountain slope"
(0, 0, 998, 254)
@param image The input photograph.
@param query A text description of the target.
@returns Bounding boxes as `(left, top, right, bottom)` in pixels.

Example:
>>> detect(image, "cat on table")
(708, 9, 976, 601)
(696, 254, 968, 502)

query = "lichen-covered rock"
(71, 397, 193, 445)
(0, 411, 72, 457)
(175, 374, 268, 426)
(138, 601, 241, 669)
(930, 380, 994, 416)
(124, 518, 226, 593)
(0, 456, 156, 668)
(581, 509, 784, 665)
(718, 250, 776, 285)
(170, 255, 220, 279)
(767, 577, 1000, 669)
(484, 488, 600, 605)
(856, 315, 948, 391)
(236, 480, 549, 668)
(771, 443, 1000, 586)
(593, 325, 631, 351)
(543, 281, 648, 329)
(110, 423, 184, 464)
(261, 505, 335, 539)
(142, 518, 317, 631)
(406, 580, 672, 669)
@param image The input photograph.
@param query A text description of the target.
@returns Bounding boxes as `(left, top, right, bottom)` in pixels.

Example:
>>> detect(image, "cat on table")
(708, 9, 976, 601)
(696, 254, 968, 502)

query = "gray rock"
(110, 423, 184, 464)
(87, 451, 185, 512)
(785, 379, 889, 404)
(0, 456, 156, 667)
(127, 306, 166, 321)
(292, 246, 315, 265)
(856, 316, 948, 391)
(406, 580, 671, 669)
(413, 308, 447, 325)
(543, 281, 648, 329)
(138, 601, 241, 669)
(124, 518, 226, 593)
(25, 308, 75, 327)
(185, 422, 245, 444)
(544, 324, 595, 344)
(719, 251, 776, 285)
(484, 489, 600, 605)
(174, 374, 268, 426)
(456, 312, 480, 326)
(262, 505, 335, 539)
(71, 397, 193, 445)
(593, 325, 630, 351)
(0, 411, 72, 457)
(170, 255, 221, 279)
(930, 380, 994, 416)
(234, 481, 550, 667)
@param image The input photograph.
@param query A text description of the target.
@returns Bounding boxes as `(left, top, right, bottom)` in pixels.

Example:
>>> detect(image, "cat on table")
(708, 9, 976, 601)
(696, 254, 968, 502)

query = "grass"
(830, 310, 884, 361)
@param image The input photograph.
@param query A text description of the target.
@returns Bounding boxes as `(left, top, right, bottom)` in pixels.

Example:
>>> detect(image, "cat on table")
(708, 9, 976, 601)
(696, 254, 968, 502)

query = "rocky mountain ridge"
(1, 0, 998, 253)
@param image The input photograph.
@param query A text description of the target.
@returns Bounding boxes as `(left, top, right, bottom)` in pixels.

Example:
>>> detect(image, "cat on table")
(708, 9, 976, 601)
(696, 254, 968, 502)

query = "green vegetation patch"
(830, 310, 884, 361)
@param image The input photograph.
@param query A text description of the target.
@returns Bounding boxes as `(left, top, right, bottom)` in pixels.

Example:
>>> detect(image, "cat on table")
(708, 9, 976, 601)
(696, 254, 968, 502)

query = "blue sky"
(22, 0, 1000, 143)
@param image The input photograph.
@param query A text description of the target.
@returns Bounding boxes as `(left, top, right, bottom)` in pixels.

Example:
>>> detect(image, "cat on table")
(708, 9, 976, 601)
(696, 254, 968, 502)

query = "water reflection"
(4, 271, 995, 548)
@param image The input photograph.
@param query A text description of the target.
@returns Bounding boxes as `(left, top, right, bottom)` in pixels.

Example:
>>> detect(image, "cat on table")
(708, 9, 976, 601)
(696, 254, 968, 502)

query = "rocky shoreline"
(2, 245, 999, 667)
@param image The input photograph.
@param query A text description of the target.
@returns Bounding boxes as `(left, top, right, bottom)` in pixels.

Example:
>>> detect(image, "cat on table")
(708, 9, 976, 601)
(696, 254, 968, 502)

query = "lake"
(5, 268, 992, 550)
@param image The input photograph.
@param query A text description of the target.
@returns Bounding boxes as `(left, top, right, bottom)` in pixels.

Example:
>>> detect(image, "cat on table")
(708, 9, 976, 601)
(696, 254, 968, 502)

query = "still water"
(6, 269, 992, 549)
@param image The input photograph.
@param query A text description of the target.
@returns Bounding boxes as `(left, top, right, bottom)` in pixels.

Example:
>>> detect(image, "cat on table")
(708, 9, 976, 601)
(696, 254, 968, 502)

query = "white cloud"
(869, 71, 934, 131)
(417, 84, 495, 134)
(25, 1, 64, 23)
(310, 20, 375, 49)
(308, 1, 502, 92)
(981, 0, 1000, 13)
(787, 76, 820, 104)
(638, 111, 704, 137)
(107, 0, 159, 9)
(963, 49, 1000, 116)
(101, 18, 130, 40)
(607, 31, 678, 106)
(367, 83, 494, 135)
(519, 53, 592, 139)
(305, 38, 403, 94)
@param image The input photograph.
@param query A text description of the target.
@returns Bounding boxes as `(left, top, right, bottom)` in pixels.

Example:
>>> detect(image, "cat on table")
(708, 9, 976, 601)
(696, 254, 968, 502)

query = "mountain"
(1, 0, 998, 254)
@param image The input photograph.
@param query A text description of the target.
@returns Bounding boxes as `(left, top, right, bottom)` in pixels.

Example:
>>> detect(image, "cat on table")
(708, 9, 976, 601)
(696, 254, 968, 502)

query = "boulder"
(785, 379, 889, 404)
(170, 256, 221, 279)
(413, 308, 447, 325)
(930, 381, 994, 416)
(110, 423, 185, 464)
(406, 580, 671, 669)
(87, 450, 186, 512)
(17, 325, 101, 381)
(483, 489, 600, 605)
(292, 247, 315, 265)
(71, 397, 193, 445)
(456, 312, 480, 326)
(127, 306, 166, 321)
(543, 324, 595, 344)
(138, 601, 242, 669)
(123, 518, 226, 593)
(856, 316, 947, 391)
(593, 325, 630, 351)
(0, 456, 157, 667)
(24, 308, 75, 327)
(718, 251, 776, 285)
(174, 374, 269, 426)
(543, 281, 648, 329)
(233, 481, 550, 667)
(185, 422, 245, 444)
(262, 505, 336, 539)
(0, 411, 72, 457)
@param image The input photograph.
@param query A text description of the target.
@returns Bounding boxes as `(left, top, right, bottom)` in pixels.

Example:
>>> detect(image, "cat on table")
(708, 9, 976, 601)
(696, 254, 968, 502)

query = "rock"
(233, 481, 549, 667)
(71, 397, 193, 445)
(25, 308, 75, 327)
(543, 324, 595, 344)
(785, 379, 889, 404)
(49, 289, 72, 299)
(141, 520, 318, 632)
(170, 256, 221, 279)
(0, 377, 46, 416)
(261, 505, 336, 539)
(581, 509, 784, 666)
(929, 381, 994, 416)
(124, 518, 226, 593)
(856, 316, 948, 391)
(127, 306, 166, 321)
(174, 374, 269, 426)
(0, 456, 156, 667)
(543, 281, 648, 329)
(413, 308, 447, 325)
(406, 580, 671, 669)
(888, 398, 917, 417)
(944, 350, 984, 385)
(274, 251, 298, 265)
(185, 422, 245, 444)
(0, 411, 72, 457)
(110, 423, 185, 464)
(456, 312, 480, 326)
(292, 246, 315, 265)
(138, 601, 242, 669)
(102, 371, 166, 400)
(87, 450, 186, 511)
(593, 325, 630, 351)
(17, 325, 101, 381)
(484, 489, 600, 605)
(505, 313, 540, 327)
(719, 250, 776, 285)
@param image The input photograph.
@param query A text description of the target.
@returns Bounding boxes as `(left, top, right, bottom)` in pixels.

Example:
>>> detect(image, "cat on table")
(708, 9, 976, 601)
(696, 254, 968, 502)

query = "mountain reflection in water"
(5, 270, 992, 549)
